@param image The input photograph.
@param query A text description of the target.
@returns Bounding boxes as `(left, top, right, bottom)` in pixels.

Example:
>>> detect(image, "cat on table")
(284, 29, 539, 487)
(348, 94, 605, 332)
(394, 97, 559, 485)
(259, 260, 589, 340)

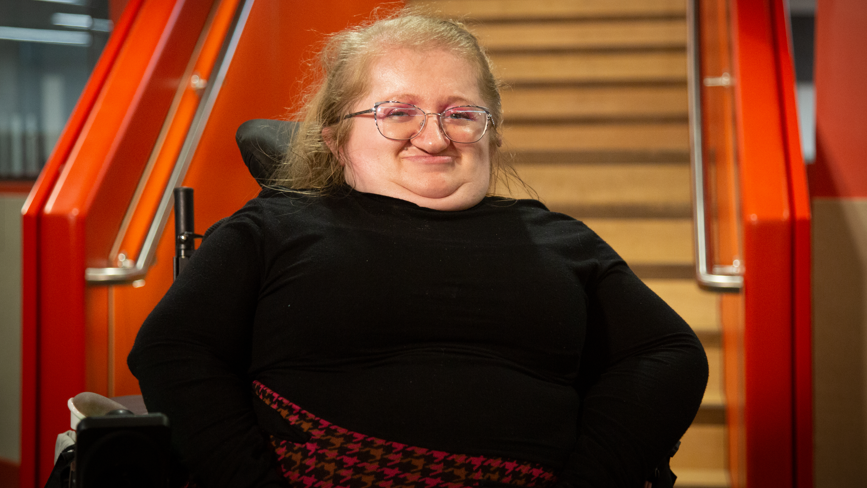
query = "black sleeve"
(127, 206, 289, 488)
(563, 242, 709, 487)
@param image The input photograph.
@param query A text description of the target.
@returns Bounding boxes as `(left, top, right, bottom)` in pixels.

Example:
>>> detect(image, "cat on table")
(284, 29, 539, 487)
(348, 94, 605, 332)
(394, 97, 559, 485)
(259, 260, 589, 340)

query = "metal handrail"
(686, 0, 744, 291)
(86, 0, 255, 283)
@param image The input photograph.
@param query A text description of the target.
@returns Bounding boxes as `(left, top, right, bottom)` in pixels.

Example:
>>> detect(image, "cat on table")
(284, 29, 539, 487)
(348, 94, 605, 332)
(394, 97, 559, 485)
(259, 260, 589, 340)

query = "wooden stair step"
(644, 280, 720, 335)
(695, 361, 725, 425)
(581, 218, 693, 265)
(502, 85, 688, 120)
(491, 51, 687, 84)
(507, 162, 691, 209)
(512, 151, 690, 165)
(702, 345, 724, 414)
(674, 424, 727, 470)
(411, 0, 686, 21)
(544, 202, 692, 219)
(668, 468, 731, 488)
(472, 19, 687, 51)
(694, 394, 726, 425)
(631, 264, 695, 281)
(503, 123, 689, 152)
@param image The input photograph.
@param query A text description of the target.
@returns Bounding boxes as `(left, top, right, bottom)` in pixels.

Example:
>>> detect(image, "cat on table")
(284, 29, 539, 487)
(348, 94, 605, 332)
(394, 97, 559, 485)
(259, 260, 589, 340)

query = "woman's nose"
(411, 114, 450, 152)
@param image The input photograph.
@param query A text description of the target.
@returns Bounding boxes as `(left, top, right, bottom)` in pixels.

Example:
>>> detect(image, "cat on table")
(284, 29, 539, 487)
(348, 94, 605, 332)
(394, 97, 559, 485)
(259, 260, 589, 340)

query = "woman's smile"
(401, 154, 455, 165)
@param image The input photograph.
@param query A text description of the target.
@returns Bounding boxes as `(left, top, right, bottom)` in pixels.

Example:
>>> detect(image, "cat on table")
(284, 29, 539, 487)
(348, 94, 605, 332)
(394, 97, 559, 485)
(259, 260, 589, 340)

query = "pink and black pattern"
(253, 381, 559, 488)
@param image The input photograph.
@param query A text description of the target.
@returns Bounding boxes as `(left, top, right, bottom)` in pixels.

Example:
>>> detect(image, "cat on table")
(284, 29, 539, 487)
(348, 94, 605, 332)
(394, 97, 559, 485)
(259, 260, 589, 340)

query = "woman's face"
(337, 48, 492, 211)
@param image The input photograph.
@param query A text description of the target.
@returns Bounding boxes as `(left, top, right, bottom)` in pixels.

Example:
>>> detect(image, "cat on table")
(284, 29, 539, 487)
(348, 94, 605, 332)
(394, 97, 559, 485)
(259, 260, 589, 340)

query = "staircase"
(411, 1, 729, 486)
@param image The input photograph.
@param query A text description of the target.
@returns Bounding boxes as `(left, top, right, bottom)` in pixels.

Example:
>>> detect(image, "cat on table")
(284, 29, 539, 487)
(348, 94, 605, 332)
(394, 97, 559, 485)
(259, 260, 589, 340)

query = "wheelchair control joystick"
(173, 187, 203, 279)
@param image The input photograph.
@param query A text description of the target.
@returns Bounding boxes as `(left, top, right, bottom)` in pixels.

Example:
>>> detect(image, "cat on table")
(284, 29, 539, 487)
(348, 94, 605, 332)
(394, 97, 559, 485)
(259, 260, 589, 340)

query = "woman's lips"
(402, 155, 455, 165)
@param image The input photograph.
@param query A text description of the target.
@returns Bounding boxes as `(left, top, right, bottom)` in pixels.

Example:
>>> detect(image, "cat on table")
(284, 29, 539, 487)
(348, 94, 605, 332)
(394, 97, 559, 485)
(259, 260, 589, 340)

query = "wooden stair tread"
(472, 19, 687, 51)
(694, 400, 726, 426)
(703, 346, 723, 409)
(582, 218, 693, 264)
(503, 123, 689, 152)
(644, 280, 721, 333)
(546, 202, 692, 219)
(502, 85, 688, 120)
(701, 389, 725, 409)
(667, 468, 731, 488)
(675, 424, 727, 470)
(508, 163, 691, 207)
(411, 0, 687, 20)
(513, 151, 690, 164)
(491, 51, 687, 84)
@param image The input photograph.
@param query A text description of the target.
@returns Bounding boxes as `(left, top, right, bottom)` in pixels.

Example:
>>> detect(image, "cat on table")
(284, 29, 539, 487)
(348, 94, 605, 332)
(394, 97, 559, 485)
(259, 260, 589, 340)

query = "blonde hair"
(270, 9, 524, 195)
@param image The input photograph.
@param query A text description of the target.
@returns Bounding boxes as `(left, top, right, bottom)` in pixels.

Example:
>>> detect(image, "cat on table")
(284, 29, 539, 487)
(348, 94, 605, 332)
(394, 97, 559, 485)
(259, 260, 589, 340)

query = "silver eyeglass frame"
(343, 101, 494, 144)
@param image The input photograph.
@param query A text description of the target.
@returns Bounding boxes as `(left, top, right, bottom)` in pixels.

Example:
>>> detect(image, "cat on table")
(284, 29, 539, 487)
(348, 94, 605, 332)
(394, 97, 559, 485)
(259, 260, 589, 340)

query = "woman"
(128, 11, 708, 488)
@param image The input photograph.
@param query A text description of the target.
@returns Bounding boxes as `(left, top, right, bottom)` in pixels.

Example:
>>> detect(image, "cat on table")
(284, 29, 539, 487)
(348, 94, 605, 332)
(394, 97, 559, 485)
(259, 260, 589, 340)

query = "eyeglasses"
(344, 101, 494, 144)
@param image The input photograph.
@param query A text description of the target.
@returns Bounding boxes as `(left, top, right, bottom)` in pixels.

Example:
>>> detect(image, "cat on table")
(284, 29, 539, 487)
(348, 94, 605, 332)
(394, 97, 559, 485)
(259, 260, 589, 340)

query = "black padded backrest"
(200, 120, 299, 241)
(235, 119, 299, 186)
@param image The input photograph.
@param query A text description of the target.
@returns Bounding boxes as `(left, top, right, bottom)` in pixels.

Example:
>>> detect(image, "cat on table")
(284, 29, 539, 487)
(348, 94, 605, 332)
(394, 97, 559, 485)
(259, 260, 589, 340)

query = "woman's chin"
(403, 182, 487, 211)
(411, 184, 459, 200)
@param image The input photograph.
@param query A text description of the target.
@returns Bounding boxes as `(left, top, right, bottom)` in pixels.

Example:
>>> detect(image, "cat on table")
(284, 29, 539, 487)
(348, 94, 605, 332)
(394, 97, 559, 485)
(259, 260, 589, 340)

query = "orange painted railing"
(691, 0, 813, 486)
(20, 1, 214, 485)
(84, 0, 244, 285)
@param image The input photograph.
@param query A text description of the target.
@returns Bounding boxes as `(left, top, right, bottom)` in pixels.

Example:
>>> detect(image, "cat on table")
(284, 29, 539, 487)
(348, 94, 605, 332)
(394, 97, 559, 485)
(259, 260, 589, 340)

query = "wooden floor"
(412, 0, 729, 485)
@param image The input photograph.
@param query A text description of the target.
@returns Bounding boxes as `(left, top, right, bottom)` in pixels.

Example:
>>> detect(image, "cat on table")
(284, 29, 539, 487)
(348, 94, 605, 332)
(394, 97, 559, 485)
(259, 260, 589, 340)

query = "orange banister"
(84, 0, 247, 284)
(20, 2, 144, 484)
(691, 0, 813, 486)
(21, 0, 216, 484)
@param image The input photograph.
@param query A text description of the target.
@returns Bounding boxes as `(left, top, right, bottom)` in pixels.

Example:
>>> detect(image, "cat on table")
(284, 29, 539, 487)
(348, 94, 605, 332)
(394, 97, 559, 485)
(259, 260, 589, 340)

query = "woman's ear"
(321, 126, 339, 158)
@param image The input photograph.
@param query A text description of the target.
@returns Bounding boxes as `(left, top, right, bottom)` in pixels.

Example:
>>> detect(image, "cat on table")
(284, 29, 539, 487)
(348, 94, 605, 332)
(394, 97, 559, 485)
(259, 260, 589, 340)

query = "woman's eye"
(446, 110, 479, 121)
(379, 106, 420, 119)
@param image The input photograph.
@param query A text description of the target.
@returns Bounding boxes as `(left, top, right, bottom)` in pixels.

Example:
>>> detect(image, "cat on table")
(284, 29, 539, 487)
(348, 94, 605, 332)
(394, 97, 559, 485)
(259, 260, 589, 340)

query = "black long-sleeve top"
(127, 188, 708, 488)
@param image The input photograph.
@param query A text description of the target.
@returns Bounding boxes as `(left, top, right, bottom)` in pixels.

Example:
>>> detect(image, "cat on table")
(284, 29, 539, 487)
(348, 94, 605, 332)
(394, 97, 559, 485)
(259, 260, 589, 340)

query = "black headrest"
(235, 119, 299, 186)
